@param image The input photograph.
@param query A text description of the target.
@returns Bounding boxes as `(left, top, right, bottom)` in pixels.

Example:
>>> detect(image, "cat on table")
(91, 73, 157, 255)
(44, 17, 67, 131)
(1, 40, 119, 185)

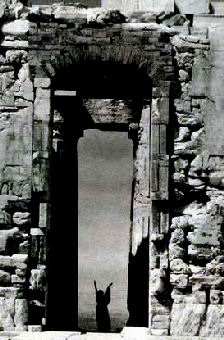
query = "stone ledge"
(2, 330, 224, 340)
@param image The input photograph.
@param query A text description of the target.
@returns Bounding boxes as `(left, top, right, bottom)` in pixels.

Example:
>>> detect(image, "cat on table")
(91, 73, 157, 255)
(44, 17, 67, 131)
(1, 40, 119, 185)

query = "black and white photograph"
(0, 0, 224, 339)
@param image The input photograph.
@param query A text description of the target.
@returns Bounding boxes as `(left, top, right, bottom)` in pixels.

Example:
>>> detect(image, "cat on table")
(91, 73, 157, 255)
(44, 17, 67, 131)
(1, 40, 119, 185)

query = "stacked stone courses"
(0, 0, 224, 337)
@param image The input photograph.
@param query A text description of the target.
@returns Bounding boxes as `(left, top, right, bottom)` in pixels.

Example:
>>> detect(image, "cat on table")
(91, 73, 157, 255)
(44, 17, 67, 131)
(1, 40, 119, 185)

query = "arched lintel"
(30, 43, 169, 87)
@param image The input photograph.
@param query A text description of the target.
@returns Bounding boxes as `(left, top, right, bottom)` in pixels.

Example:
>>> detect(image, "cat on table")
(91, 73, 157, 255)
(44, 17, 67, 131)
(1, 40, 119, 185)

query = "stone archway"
(47, 62, 153, 331)
(30, 24, 173, 331)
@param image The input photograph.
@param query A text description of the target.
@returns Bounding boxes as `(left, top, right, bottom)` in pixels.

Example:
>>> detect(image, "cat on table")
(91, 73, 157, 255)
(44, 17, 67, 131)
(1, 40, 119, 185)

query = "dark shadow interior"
(127, 238, 149, 327)
(47, 106, 79, 330)
(53, 64, 151, 100)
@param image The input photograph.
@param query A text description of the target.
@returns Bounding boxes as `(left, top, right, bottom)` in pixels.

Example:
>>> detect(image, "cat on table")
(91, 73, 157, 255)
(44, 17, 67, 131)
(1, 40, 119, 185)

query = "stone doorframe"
(28, 21, 175, 333)
(31, 66, 171, 333)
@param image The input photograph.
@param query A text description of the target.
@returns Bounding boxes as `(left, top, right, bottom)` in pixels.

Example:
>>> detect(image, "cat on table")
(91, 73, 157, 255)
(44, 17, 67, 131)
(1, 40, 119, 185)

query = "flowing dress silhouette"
(94, 281, 112, 332)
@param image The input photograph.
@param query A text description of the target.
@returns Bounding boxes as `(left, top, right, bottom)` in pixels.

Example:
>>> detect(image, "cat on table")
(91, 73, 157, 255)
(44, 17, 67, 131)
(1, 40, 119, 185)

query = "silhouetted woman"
(94, 280, 113, 332)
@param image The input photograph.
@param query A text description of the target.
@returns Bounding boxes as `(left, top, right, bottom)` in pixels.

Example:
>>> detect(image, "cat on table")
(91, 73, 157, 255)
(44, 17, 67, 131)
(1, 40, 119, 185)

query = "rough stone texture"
(102, 0, 174, 13)
(211, 1, 224, 14)
(14, 300, 28, 330)
(200, 305, 224, 336)
(171, 304, 207, 335)
(82, 99, 134, 124)
(203, 25, 224, 155)
(0, 0, 223, 336)
(138, 0, 174, 13)
(175, 0, 210, 14)
(2, 20, 29, 36)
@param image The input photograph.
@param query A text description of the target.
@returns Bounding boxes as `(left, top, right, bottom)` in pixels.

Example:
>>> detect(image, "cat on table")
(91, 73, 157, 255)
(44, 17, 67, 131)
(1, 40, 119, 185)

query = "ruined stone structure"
(1, 0, 224, 337)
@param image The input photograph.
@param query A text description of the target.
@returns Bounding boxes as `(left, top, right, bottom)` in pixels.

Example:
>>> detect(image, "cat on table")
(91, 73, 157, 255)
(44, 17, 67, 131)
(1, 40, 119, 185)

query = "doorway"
(46, 62, 152, 331)
(78, 129, 133, 332)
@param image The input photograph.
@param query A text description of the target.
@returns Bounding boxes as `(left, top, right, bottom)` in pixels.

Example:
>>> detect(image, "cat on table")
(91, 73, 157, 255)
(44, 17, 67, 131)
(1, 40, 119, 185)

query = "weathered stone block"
(29, 268, 46, 290)
(0, 270, 10, 283)
(138, 0, 174, 13)
(171, 303, 206, 335)
(171, 35, 209, 52)
(53, 6, 87, 22)
(1, 20, 29, 36)
(171, 216, 189, 230)
(200, 305, 224, 336)
(12, 212, 30, 226)
(175, 0, 209, 14)
(150, 269, 167, 295)
(211, 1, 224, 14)
(193, 290, 207, 304)
(0, 212, 11, 227)
(121, 327, 149, 338)
(191, 55, 211, 97)
(0, 297, 14, 331)
(34, 97, 51, 122)
(11, 254, 28, 269)
(170, 274, 189, 288)
(193, 14, 224, 30)
(1, 40, 28, 49)
(0, 287, 20, 299)
(21, 79, 33, 101)
(39, 203, 48, 229)
(14, 299, 28, 328)
(34, 78, 51, 89)
(151, 98, 169, 125)
(150, 329, 169, 335)
(210, 290, 223, 304)
(152, 314, 170, 329)
(30, 228, 44, 236)
(170, 259, 189, 273)
(169, 244, 184, 261)
(187, 230, 220, 247)
(36, 88, 51, 99)
(0, 256, 11, 270)
(170, 228, 185, 245)
(0, 228, 19, 254)
(188, 244, 213, 261)
(15, 268, 26, 276)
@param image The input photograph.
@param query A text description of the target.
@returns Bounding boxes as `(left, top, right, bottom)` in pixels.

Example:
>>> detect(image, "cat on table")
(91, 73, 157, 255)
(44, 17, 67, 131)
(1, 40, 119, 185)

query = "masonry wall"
(27, 0, 224, 15)
(0, 0, 224, 336)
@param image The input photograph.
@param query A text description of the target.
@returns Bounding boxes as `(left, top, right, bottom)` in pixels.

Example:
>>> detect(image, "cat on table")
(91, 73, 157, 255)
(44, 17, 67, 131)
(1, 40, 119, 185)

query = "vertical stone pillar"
(14, 299, 28, 331)
(127, 105, 151, 327)
(33, 77, 51, 198)
(149, 83, 171, 336)
(30, 77, 52, 328)
(131, 106, 151, 255)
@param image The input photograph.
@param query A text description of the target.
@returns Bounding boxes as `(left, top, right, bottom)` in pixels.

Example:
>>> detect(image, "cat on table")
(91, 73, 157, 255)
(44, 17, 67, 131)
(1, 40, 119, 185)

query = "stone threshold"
(1, 329, 224, 340)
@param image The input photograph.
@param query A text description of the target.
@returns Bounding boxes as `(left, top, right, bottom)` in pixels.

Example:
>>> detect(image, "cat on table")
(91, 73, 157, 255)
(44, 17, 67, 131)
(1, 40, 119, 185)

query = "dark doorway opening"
(46, 63, 152, 331)
(78, 129, 133, 332)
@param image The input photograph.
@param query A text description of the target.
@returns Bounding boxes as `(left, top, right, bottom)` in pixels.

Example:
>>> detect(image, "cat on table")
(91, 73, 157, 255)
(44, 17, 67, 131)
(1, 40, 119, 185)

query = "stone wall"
(26, 0, 224, 15)
(0, 0, 224, 336)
